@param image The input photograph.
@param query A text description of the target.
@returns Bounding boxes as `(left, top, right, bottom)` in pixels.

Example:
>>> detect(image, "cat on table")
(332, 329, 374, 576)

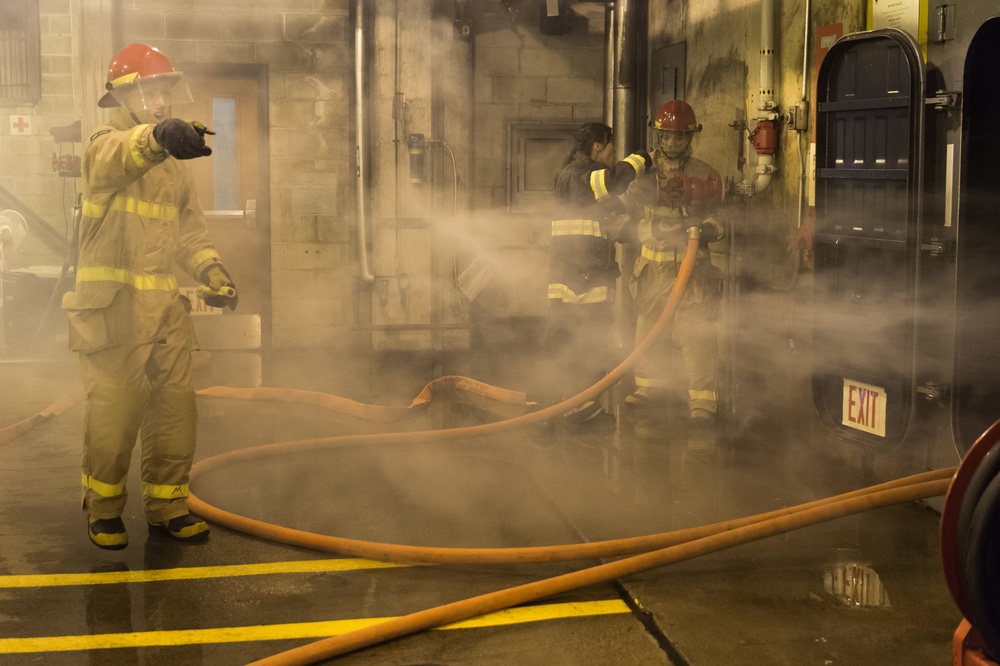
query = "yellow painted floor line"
(0, 600, 630, 654)
(0, 558, 407, 589)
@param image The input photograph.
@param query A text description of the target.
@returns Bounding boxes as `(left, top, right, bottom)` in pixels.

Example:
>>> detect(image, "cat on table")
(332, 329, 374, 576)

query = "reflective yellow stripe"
(81, 200, 106, 218)
(191, 249, 221, 268)
(82, 473, 126, 498)
(76, 267, 177, 291)
(551, 219, 603, 237)
(590, 169, 610, 200)
(0, 601, 629, 654)
(142, 482, 189, 500)
(634, 375, 671, 389)
(129, 125, 151, 167)
(109, 72, 139, 88)
(0, 559, 406, 589)
(564, 400, 595, 416)
(641, 245, 677, 263)
(82, 195, 179, 222)
(689, 389, 717, 401)
(624, 152, 646, 175)
(547, 283, 609, 304)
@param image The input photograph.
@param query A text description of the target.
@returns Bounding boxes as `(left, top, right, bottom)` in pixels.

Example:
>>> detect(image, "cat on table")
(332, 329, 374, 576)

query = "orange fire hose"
(179, 237, 955, 665)
(244, 477, 951, 666)
(0, 237, 957, 664)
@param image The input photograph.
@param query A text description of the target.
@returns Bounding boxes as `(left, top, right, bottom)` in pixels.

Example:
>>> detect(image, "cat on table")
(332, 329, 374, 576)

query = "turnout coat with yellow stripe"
(548, 149, 650, 304)
(62, 113, 220, 349)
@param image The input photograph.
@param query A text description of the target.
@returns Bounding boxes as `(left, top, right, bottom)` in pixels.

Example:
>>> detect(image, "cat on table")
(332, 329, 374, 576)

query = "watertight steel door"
(953, 18, 1000, 454)
(812, 28, 925, 450)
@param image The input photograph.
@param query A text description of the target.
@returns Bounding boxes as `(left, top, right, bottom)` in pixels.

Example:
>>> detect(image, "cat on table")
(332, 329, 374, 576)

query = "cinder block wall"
(0, 0, 78, 267)
(472, 14, 605, 208)
(119, 0, 357, 349)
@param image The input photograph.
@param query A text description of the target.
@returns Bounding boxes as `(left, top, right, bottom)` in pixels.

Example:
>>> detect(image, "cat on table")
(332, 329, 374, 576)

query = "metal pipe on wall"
(795, 0, 811, 234)
(735, 0, 777, 197)
(603, 4, 615, 129)
(610, 0, 643, 414)
(354, 0, 375, 284)
(612, 0, 639, 158)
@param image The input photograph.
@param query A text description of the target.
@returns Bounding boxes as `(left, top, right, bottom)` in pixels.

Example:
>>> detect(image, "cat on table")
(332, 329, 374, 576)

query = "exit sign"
(842, 378, 887, 437)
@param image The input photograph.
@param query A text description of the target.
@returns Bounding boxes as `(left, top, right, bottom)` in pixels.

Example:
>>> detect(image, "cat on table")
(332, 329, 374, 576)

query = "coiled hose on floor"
(0, 238, 964, 664)
(181, 238, 957, 665)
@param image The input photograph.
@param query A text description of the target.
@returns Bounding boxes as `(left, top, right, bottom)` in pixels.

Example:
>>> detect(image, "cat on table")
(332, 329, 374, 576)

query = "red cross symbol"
(11, 116, 30, 134)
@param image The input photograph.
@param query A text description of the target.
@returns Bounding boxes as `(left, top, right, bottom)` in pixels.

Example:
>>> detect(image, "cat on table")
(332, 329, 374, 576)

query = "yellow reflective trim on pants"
(641, 245, 677, 263)
(564, 400, 596, 416)
(75, 266, 178, 291)
(689, 389, 717, 401)
(142, 481, 189, 500)
(82, 195, 179, 222)
(547, 283, 609, 304)
(82, 473, 126, 498)
(634, 376, 670, 389)
(551, 219, 603, 237)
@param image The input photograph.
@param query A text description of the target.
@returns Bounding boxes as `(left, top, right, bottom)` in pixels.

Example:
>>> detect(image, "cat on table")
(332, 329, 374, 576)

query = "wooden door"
(175, 70, 269, 354)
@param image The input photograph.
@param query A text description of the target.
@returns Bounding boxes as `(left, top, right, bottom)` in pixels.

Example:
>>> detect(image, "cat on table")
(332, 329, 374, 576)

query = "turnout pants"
(76, 293, 197, 523)
(630, 255, 720, 414)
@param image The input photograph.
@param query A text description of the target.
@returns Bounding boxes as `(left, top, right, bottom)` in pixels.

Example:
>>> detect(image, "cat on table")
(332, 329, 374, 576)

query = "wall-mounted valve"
(750, 119, 777, 155)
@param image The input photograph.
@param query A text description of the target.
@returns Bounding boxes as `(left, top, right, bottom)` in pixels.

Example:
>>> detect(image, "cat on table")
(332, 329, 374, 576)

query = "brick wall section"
(120, 1, 355, 348)
(472, 15, 604, 208)
(0, 0, 78, 266)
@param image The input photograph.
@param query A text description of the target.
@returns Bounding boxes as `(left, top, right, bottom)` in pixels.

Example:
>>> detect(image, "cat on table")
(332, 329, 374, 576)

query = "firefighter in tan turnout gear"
(63, 43, 237, 549)
(624, 100, 724, 420)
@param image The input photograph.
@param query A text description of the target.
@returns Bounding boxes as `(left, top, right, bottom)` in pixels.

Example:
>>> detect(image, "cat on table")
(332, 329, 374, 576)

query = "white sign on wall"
(869, 0, 924, 41)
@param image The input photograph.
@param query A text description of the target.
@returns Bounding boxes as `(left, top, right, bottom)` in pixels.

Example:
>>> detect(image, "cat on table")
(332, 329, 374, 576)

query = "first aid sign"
(842, 379, 887, 437)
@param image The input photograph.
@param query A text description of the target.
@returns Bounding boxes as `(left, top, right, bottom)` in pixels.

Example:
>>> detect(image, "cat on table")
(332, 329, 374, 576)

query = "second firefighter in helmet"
(65, 43, 236, 550)
(624, 99, 725, 419)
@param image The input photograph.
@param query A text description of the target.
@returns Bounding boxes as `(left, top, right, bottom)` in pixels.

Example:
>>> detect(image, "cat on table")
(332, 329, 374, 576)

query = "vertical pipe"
(603, 4, 615, 129)
(612, 0, 637, 159)
(759, 0, 774, 106)
(796, 0, 811, 233)
(610, 0, 643, 420)
(355, 0, 375, 284)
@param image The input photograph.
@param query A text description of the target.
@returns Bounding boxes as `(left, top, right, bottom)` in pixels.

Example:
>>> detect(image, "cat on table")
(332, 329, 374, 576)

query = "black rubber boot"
(88, 516, 128, 550)
(148, 513, 210, 541)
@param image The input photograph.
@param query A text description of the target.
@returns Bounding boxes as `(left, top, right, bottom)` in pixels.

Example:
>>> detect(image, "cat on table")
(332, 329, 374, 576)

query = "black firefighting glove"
(197, 262, 238, 310)
(152, 118, 214, 159)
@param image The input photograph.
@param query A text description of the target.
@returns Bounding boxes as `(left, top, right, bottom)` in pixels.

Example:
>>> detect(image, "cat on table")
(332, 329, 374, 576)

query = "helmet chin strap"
(653, 149, 691, 178)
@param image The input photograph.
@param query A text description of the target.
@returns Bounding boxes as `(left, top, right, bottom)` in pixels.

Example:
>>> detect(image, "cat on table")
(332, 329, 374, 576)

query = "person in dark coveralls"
(543, 122, 653, 423)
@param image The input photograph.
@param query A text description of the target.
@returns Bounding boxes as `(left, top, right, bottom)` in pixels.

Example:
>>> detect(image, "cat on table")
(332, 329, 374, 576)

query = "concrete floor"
(0, 334, 964, 666)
